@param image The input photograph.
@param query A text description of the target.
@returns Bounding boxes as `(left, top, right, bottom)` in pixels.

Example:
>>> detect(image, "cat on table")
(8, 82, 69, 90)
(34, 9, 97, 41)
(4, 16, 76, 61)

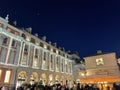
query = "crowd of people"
(16, 82, 120, 90)
(1, 82, 120, 90)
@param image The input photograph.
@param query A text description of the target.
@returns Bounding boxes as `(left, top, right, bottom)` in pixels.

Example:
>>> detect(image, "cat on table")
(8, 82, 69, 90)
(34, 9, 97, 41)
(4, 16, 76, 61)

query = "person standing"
(77, 83, 80, 90)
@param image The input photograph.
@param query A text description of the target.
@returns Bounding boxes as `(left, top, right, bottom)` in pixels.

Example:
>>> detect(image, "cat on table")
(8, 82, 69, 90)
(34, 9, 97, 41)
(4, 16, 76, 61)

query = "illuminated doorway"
(55, 75, 59, 84)
(16, 71, 26, 87)
(41, 73, 47, 86)
(49, 74, 53, 86)
(30, 72, 38, 85)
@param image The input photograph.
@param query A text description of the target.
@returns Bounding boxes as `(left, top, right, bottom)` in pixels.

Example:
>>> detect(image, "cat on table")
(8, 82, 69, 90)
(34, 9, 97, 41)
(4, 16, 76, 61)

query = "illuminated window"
(65, 60, 68, 72)
(44, 44, 47, 49)
(4, 70, 11, 83)
(56, 50, 58, 54)
(33, 48, 39, 68)
(33, 60, 38, 67)
(96, 58, 104, 65)
(26, 36, 30, 41)
(21, 55, 28, 65)
(20, 44, 29, 65)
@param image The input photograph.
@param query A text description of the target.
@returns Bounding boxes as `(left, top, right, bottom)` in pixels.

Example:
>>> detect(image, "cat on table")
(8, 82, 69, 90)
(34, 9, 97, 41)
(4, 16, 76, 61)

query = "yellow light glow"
(56, 50, 58, 54)
(50, 77, 52, 81)
(81, 73, 85, 76)
(26, 36, 30, 41)
(4, 70, 11, 83)
(96, 58, 104, 65)
(44, 45, 47, 49)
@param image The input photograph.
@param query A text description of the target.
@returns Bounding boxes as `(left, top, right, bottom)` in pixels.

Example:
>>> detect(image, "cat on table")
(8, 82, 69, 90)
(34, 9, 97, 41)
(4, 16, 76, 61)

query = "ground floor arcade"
(0, 66, 73, 88)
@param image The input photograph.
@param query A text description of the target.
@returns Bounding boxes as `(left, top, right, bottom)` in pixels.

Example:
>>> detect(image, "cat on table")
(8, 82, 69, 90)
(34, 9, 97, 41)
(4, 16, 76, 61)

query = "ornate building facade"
(77, 51, 120, 89)
(0, 16, 73, 87)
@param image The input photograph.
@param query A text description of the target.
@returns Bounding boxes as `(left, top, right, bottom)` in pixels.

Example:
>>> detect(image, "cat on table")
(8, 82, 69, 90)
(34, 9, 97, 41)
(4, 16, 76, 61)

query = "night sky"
(1, 0, 120, 58)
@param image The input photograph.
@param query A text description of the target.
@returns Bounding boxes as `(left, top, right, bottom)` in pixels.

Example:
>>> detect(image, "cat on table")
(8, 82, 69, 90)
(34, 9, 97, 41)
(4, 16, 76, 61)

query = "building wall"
(84, 53, 120, 77)
(72, 63, 86, 83)
(0, 16, 73, 86)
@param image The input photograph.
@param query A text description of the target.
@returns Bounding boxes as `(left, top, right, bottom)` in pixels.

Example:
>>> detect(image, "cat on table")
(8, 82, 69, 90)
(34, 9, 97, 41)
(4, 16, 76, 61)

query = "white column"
(17, 40, 23, 65)
(41, 50, 44, 69)
(27, 44, 30, 66)
(53, 54, 55, 71)
(20, 43, 25, 65)
(54, 55, 56, 72)
(5, 37, 13, 64)
(39, 48, 42, 69)
(46, 52, 48, 70)
(58, 57, 61, 72)
(48, 52, 50, 71)
(71, 61, 73, 74)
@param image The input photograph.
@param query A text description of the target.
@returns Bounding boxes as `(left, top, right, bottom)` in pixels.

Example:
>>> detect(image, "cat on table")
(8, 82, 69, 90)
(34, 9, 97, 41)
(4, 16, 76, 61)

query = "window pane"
(24, 45, 28, 52)
(4, 70, 11, 83)
(3, 38, 8, 44)
(12, 40, 17, 48)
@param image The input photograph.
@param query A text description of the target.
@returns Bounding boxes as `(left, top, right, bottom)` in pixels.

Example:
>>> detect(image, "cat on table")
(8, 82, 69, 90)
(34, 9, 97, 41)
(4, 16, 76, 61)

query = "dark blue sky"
(1, 0, 120, 57)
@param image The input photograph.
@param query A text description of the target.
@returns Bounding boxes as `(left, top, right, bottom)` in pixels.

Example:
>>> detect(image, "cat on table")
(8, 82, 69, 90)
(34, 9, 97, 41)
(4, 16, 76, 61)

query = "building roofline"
(83, 52, 116, 59)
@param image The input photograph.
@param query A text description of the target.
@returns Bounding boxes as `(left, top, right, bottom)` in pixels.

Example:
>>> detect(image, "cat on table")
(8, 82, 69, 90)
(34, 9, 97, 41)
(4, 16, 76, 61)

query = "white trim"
(32, 66, 39, 69)
(5, 37, 13, 64)
(0, 28, 22, 41)
(49, 70, 54, 72)
(41, 68, 48, 70)
(17, 41, 23, 66)
(19, 64, 29, 67)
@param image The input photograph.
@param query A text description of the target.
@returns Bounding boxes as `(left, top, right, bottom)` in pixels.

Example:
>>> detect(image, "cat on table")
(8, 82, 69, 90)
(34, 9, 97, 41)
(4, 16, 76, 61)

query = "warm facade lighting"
(44, 44, 47, 49)
(96, 58, 104, 65)
(4, 70, 11, 83)
(81, 73, 85, 76)
(56, 50, 58, 54)
(26, 36, 30, 41)
(50, 77, 52, 81)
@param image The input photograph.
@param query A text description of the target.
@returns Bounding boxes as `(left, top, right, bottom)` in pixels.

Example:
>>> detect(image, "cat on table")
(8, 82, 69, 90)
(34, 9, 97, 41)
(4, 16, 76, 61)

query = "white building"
(0, 15, 73, 87)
